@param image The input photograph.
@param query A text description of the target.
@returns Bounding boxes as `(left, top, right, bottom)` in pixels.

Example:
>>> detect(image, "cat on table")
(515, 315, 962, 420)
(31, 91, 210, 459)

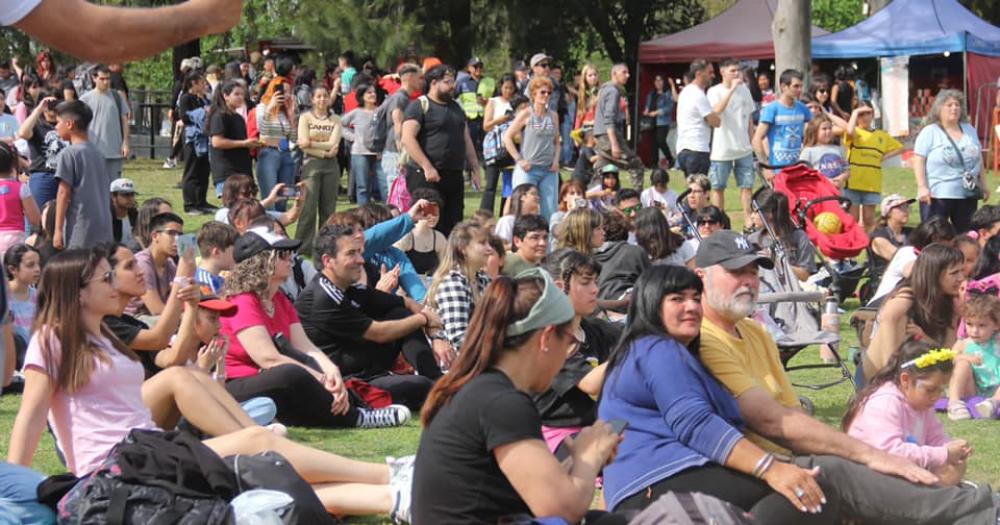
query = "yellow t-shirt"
(699, 317, 798, 455)
(845, 128, 903, 193)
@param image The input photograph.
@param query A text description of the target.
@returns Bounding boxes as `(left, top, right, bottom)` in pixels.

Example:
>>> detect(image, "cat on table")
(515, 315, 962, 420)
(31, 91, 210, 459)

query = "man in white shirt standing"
(675, 59, 739, 178)
(707, 58, 755, 229)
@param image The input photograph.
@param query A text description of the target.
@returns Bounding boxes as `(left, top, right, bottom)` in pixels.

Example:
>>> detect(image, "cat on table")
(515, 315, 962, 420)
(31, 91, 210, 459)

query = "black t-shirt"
(870, 226, 912, 272)
(403, 96, 467, 171)
(26, 119, 62, 174)
(294, 274, 404, 375)
(206, 110, 253, 183)
(103, 314, 161, 379)
(533, 317, 622, 428)
(412, 370, 541, 524)
(110, 72, 129, 99)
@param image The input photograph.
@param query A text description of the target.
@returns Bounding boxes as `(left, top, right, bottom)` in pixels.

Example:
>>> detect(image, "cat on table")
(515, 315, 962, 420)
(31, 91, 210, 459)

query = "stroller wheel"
(799, 396, 815, 416)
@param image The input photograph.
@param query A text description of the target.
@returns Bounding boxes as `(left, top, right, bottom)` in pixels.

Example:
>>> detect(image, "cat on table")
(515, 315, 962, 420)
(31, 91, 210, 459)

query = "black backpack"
(227, 452, 338, 524)
(58, 430, 237, 525)
(365, 98, 392, 152)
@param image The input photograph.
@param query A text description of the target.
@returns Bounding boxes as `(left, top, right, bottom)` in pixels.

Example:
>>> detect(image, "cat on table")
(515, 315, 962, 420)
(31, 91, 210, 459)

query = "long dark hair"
(507, 183, 538, 219)
(890, 243, 964, 342)
(756, 189, 796, 246)
(974, 235, 1000, 280)
(35, 249, 136, 392)
(209, 79, 244, 119)
(421, 275, 571, 426)
(602, 265, 703, 393)
(909, 215, 955, 251)
(843, 338, 953, 430)
(635, 207, 685, 260)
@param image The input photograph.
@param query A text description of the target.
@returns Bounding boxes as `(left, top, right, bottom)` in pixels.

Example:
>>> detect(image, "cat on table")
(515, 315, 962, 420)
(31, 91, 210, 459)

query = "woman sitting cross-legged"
(413, 268, 629, 525)
(599, 265, 834, 523)
(7, 248, 416, 521)
(219, 226, 411, 429)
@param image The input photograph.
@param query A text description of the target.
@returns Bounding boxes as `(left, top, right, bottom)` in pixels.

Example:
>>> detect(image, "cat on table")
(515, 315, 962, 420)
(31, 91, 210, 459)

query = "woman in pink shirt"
(844, 339, 971, 486)
(0, 142, 40, 256)
(7, 248, 417, 521)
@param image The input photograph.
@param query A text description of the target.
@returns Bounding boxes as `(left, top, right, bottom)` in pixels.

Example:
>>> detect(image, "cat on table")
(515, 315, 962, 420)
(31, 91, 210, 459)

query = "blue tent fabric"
(812, 0, 1000, 58)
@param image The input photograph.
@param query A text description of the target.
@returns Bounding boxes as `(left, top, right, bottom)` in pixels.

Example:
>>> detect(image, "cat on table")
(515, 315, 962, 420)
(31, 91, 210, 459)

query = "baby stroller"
(771, 162, 869, 303)
(751, 162, 857, 403)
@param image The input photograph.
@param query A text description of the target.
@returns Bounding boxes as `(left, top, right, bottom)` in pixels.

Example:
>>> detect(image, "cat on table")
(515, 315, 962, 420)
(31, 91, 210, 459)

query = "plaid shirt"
(435, 269, 491, 349)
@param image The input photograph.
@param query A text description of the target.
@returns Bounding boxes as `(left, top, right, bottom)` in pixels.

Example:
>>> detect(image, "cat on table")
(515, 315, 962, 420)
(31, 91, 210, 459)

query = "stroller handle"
(757, 160, 811, 172)
(802, 195, 853, 217)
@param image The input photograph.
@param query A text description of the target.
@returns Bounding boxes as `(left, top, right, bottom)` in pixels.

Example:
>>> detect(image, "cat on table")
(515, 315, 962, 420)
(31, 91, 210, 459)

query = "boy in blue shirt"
(195, 220, 238, 295)
(753, 69, 812, 180)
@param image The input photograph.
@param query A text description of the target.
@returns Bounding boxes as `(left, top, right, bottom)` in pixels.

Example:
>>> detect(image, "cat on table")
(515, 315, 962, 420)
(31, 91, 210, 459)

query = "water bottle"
(821, 296, 839, 334)
(820, 296, 839, 363)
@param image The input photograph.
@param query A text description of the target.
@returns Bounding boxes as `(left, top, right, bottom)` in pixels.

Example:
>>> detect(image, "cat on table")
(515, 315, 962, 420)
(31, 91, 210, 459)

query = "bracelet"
(430, 332, 448, 341)
(752, 453, 775, 479)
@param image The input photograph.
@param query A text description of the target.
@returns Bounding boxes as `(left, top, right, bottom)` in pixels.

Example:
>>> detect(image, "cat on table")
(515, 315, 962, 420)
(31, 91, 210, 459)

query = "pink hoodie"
(847, 382, 950, 469)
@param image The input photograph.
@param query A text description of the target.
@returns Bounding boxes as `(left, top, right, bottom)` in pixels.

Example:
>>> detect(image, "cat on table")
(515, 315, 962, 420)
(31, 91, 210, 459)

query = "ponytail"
(421, 276, 544, 426)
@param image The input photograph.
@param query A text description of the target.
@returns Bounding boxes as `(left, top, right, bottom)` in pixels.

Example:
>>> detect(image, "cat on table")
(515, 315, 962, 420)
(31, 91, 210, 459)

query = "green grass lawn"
(2, 160, 1000, 523)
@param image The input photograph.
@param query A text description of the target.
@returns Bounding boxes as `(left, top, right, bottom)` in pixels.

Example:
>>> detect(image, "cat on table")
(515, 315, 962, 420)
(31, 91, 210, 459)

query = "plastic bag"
(231, 489, 294, 525)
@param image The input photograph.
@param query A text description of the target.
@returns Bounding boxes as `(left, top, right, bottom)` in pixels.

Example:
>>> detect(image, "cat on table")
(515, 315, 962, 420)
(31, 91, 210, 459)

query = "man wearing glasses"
(126, 212, 184, 318)
(593, 63, 645, 189)
(525, 53, 561, 114)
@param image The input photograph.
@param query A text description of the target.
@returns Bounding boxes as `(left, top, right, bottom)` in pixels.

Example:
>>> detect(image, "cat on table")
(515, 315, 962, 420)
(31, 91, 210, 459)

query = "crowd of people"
(0, 46, 998, 525)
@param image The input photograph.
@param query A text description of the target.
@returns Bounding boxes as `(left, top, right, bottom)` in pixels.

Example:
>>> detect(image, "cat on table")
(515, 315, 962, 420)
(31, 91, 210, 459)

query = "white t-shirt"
(675, 84, 713, 154)
(640, 186, 680, 215)
(870, 246, 918, 304)
(494, 215, 515, 244)
(707, 84, 754, 161)
(0, 0, 41, 25)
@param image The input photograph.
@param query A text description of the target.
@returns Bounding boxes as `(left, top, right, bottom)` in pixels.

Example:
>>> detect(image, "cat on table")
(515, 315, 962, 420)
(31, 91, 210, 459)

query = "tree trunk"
(772, 0, 811, 83)
(867, 0, 890, 15)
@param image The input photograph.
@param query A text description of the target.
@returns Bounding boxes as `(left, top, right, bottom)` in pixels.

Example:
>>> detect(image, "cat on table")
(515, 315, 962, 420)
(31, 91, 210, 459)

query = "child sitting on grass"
(948, 293, 1000, 420)
(844, 339, 971, 486)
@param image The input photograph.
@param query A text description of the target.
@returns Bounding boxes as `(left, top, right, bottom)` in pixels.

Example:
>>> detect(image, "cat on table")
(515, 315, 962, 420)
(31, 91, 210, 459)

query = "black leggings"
(225, 364, 359, 428)
(653, 125, 673, 166)
(616, 464, 837, 525)
(479, 164, 511, 216)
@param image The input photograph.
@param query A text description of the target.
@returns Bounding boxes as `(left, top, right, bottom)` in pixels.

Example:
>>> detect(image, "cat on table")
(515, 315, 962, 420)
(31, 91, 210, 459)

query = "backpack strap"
(106, 486, 130, 525)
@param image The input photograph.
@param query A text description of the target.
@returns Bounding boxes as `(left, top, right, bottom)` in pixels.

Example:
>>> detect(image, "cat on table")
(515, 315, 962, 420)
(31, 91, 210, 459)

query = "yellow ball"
(814, 211, 843, 235)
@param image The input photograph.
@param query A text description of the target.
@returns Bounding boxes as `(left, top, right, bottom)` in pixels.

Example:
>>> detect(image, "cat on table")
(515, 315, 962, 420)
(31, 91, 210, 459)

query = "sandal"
(974, 398, 997, 419)
(948, 400, 972, 421)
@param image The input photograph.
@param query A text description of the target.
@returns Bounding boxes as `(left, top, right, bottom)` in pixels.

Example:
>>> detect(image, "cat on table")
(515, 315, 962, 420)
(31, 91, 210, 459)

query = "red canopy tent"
(634, 0, 828, 164)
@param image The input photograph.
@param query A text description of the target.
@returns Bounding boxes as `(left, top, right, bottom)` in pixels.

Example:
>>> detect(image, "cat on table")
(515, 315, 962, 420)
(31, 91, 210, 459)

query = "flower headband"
(901, 348, 955, 370)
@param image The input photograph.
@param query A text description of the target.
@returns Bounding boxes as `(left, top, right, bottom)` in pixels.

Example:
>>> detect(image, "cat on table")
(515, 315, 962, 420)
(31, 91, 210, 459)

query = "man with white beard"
(692, 231, 999, 524)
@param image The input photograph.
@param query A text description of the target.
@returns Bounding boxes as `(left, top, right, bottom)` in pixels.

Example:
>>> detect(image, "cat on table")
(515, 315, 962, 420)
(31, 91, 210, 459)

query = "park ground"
(1, 160, 999, 523)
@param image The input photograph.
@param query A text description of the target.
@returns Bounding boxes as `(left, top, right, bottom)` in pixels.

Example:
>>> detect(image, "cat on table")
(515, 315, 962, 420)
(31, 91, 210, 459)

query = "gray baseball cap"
(694, 230, 774, 270)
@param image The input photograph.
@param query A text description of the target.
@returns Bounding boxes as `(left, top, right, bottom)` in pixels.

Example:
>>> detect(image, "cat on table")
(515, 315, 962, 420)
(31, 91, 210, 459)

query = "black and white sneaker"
(356, 404, 411, 429)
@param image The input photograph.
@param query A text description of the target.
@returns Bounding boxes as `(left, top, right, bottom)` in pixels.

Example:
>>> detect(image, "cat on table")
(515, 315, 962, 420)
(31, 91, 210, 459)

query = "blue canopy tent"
(812, 0, 1000, 144)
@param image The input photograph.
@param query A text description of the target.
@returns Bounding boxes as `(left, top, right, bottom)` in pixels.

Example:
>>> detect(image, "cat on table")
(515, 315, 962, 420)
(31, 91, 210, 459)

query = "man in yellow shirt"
(843, 104, 904, 232)
(693, 231, 998, 523)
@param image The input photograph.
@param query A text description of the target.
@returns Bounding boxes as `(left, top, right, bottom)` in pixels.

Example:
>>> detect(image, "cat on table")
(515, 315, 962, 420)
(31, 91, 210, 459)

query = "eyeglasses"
(698, 219, 719, 226)
(621, 204, 643, 215)
(538, 63, 550, 68)
(538, 90, 551, 96)
(83, 270, 115, 288)
(816, 88, 829, 93)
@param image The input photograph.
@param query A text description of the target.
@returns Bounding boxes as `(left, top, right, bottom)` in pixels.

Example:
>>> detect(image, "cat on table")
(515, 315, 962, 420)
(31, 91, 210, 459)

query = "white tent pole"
(963, 50, 968, 100)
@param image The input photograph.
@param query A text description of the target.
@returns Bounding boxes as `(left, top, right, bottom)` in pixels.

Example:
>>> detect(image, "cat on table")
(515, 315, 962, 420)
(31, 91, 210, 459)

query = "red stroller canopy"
(774, 164, 869, 260)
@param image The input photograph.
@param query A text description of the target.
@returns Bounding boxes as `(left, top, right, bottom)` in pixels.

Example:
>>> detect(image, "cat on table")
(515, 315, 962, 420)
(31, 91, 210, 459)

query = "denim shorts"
(842, 187, 881, 206)
(708, 155, 755, 189)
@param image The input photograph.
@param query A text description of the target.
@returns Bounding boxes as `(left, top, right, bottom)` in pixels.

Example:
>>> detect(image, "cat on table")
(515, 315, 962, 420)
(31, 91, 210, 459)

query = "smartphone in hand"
(281, 186, 300, 198)
(177, 233, 198, 257)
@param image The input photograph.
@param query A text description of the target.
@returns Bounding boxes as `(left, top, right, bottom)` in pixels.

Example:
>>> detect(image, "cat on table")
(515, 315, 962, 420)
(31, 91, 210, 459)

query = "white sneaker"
(387, 455, 415, 524)
(356, 404, 411, 429)
(162, 158, 176, 169)
(975, 398, 997, 419)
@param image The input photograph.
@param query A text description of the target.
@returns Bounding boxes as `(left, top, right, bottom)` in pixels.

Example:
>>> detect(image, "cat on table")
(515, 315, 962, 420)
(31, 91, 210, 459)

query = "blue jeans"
(28, 171, 58, 209)
(512, 165, 559, 221)
(380, 151, 399, 199)
(0, 462, 56, 524)
(708, 154, 755, 189)
(351, 154, 385, 204)
(256, 147, 295, 212)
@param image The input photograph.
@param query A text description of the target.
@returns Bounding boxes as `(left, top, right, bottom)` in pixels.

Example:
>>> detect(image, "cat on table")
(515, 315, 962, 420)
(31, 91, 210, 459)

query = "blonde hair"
(426, 222, 488, 309)
(803, 113, 833, 147)
(924, 89, 969, 126)
(576, 64, 600, 123)
(223, 250, 279, 307)
(559, 208, 603, 255)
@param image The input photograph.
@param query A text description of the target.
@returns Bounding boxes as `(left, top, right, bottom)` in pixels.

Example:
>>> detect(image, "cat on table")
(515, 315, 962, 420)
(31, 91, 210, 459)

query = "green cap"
(506, 267, 576, 337)
(601, 164, 620, 174)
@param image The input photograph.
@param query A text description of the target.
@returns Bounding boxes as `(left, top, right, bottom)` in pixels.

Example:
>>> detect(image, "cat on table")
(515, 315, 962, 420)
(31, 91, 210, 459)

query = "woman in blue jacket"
(598, 265, 832, 523)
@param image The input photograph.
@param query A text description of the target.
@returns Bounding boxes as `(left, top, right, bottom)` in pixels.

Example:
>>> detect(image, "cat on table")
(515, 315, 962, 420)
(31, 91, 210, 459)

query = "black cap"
(694, 230, 774, 270)
(234, 227, 301, 264)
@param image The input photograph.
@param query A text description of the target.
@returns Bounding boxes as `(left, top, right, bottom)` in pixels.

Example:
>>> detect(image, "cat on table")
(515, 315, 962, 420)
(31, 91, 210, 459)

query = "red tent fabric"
(639, 0, 827, 64)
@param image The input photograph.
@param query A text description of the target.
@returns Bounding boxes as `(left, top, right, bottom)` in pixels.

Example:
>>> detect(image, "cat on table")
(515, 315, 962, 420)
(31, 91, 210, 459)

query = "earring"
(542, 347, 550, 353)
